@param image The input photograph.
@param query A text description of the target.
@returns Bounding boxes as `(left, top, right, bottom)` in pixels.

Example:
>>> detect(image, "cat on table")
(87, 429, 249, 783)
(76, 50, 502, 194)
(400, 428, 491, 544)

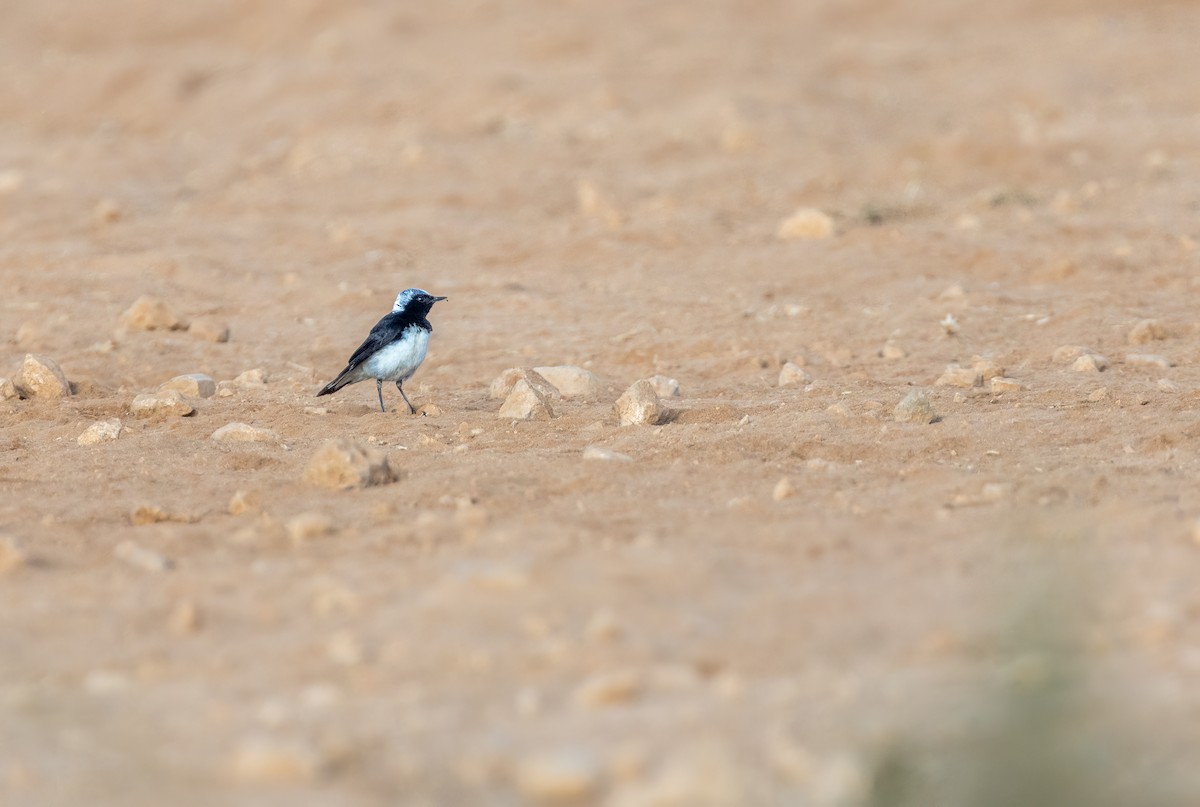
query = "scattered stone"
(777, 207, 834, 240)
(646, 375, 682, 398)
(574, 669, 641, 709)
(159, 373, 216, 398)
(615, 380, 667, 426)
(940, 314, 960, 335)
(169, 601, 203, 634)
(216, 381, 237, 398)
(228, 489, 261, 515)
(1158, 378, 1181, 393)
(894, 389, 937, 423)
(499, 379, 557, 420)
(229, 738, 320, 783)
(130, 389, 194, 418)
(12, 354, 71, 399)
(935, 365, 980, 388)
(515, 750, 601, 803)
(778, 362, 812, 387)
(533, 365, 603, 398)
(211, 422, 281, 444)
(1052, 345, 1089, 364)
(0, 536, 27, 574)
(113, 540, 172, 572)
(0, 377, 16, 400)
(234, 368, 268, 389)
(773, 477, 796, 501)
(880, 341, 906, 360)
(188, 315, 230, 343)
(1087, 387, 1110, 402)
(1072, 354, 1108, 373)
(1126, 353, 1171, 369)
(77, 419, 123, 445)
(120, 296, 186, 331)
(990, 377, 1023, 393)
(304, 439, 395, 490)
(583, 446, 633, 462)
(1128, 319, 1167, 345)
(972, 357, 1005, 381)
(286, 513, 334, 544)
(953, 391, 967, 404)
(489, 367, 525, 399)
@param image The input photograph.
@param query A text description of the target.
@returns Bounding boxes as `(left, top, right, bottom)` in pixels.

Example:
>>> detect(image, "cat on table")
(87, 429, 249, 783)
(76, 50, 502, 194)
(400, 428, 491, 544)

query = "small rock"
(234, 368, 268, 388)
(778, 362, 812, 387)
(1072, 354, 1108, 373)
(972, 357, 1005, 381)
(1158, 378, 1180, 393)
(574, 669, 641, 708)
(533, 365, 603, 398)
(211, 422, 281, 443)
(131, 389, 194, 418)
(990, 376, 1023, 393)
(515, 750, 601, 803)
(1126, 353, 1171, 369)
(229, 738, 320, 783)
(304, 439, 395, 490)
(12, 354, 71, 399)
(880, 341, 906, 360)
(1087, 387, 1110, 402)
(1053, 345, 1090, 364)
(159, 373, 216, 398)
(894, 389, 937, 423)
(120, 296, 186, 331)
(1128, 319, 1166, 345)
(777, 207, 834, 240)
(169, 601, 203, 634)
(940, 314, 960, 335)
(0, 536, 27, 574)
(773, 477, 796, 501)
(113, 540, 172, 572)
(615, 380, 666, 426)
(77, 419, 123, 445)
(499, 379, 557, 420)
(0, 377, 16, 400)
(935, 365, 981, 388)
(188, 315, 230, 343)
(646, 375, 682, 398)
(216, 381, 236, 398)
(228, 489, 261, 515)
(583, 446, 633, 462)
(489, 368, 525, 399)
(286, 513, 334, 544)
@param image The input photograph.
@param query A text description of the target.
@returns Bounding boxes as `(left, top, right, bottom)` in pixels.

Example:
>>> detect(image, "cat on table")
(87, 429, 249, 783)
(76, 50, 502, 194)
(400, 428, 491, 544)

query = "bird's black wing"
(343, 311, 409, 370)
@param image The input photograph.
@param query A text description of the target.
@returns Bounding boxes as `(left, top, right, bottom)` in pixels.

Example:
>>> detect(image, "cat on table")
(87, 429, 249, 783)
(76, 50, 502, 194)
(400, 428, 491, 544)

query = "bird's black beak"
(432, 296, 448, 302)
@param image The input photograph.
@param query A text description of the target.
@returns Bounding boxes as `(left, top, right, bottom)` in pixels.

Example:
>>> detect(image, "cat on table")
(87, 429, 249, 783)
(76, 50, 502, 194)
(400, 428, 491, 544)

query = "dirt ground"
(3, 0, 1200, 804)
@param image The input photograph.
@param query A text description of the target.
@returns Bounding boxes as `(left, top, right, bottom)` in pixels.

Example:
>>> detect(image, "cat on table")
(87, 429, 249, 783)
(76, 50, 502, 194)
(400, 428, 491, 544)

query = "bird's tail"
(316, 367, 357, 397)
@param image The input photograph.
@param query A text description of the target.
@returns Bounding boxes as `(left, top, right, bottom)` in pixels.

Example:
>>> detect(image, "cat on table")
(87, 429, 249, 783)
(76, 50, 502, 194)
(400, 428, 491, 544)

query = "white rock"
(1072, 354, 1108, 373)
(113, 541, 172, 572)
(615, 380, 666, 426)
(188, 315, 230, 343)
(990, 377, 1023, 393)
(159, 373, 216, 398)
(773, 477, 796, 501)
(533, 365, 603, 398)
(211, 422, 281, 443)
(972, 357, 1005, 380)
(120, 296, 186, 331)
(489, 367, 525, 399)
(935, 365, 980, 388)
(499, 379, 557, 420)
(1053, 345, 1089, 364)
(646, 375, 682, 398)
(131, 389, 194, 418)
(515, 750, 601, 803)
(234, 368, 268, 388)
(583, 446, 633, 462)
(1126, 353, 1171, 369)
(778, 362, 812, 387)
(78, 419, 123, 446)
(894, 389, 937, 423)
(777, 207, 834, 240)
(1128, 318, 1166, 345)
(0, 377, 16, 400)
(304, 439, 395, 489)
(12, 354, 71, 399)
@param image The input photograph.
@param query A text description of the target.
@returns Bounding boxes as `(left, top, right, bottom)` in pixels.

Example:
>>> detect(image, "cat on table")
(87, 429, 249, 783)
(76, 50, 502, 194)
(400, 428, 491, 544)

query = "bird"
(316, 288, 447, 413)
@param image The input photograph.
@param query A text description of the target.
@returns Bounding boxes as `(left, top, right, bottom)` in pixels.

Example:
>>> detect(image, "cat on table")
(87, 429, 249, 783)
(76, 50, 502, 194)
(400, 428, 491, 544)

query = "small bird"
(316, 288, 447, 413)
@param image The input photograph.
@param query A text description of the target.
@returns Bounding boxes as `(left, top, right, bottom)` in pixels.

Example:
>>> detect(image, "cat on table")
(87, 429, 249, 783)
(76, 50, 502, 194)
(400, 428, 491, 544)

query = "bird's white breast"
(363, 327, 430, 381)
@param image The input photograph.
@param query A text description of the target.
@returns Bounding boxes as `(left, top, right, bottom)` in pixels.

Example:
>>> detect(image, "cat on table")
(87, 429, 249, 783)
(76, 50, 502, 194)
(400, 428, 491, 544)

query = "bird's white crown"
(392, 288, 430, 312)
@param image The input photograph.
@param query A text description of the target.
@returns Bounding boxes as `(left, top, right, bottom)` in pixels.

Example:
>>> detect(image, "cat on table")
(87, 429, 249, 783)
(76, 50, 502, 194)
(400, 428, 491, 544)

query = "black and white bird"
(316, 288, 447, 413)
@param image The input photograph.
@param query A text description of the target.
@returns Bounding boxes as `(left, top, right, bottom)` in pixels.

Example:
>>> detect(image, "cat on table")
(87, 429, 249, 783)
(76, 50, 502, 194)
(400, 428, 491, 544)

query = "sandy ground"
(3, 0, 1200, 804)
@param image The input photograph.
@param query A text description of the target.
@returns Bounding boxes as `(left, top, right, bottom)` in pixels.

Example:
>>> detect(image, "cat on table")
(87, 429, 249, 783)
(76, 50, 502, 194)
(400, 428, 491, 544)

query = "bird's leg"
(396, 380, 416, 415)
(376, 378, 386, 413)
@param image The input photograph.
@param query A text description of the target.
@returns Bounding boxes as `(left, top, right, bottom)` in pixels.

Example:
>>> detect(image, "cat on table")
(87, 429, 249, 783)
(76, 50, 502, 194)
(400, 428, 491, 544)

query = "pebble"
(211, 422, 281, 443)
(169, 601, 203, 634)
(489, 367, 526, 399)
(159, 373, 216, 398)
(229, 738, 320, 783)
(120, 295, 186, 331)
(304, 438, 395, 489)
(533, 365, 603, 398)
(583, 446, 633, 462)
(1126, 353, 1170, 369)
(514, 750, 601, 803)
(972, 357, 1005, 380)
(1071, 354, 1108, 373)
(77, 419, 123, 445)
(1157, 378, 1180, 393)
(286, 512, 334, 544)
(615, 380, 666, 426)
(935, 365, 980, 388)
(773, 477, 796, 501)
(130, 389, 195, 418)
(1052, 345, 1090, 364)
(499, 379, 557, 420)
(0, 536, 27, 574)
(113, 540, 172, 572)
(12, 354, 71, 399)
(778, 362, 812, 387)
(229, 489, 261, 515)
(990, 376, 1023, 393)
(777, 207, 834, 240)
(879, 341, 906, 360)
(894, 389, 937, 423)
(188, 315, 230, 343)
(940, 314, 960, 335)
(646, 375, 682, 398)
(0, 377, 16, 400)
(1087, 387, 1110, 402)
(1128, 318, 1166, 345)
(574, 669, 641, 708)
(234, 368, 268, 388)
